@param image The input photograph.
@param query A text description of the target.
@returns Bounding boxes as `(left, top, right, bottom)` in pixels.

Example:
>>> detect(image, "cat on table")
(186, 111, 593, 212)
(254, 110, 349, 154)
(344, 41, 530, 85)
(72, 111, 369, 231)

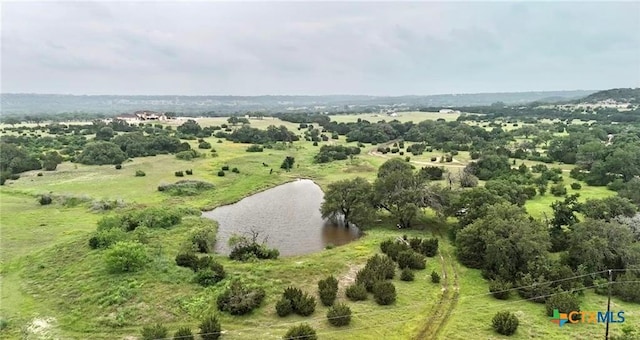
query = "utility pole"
(605, 269, 612, 340)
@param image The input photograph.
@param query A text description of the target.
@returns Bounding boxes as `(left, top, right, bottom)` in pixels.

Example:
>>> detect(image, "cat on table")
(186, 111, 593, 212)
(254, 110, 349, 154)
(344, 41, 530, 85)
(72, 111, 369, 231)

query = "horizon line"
(0, 88, 607, 97)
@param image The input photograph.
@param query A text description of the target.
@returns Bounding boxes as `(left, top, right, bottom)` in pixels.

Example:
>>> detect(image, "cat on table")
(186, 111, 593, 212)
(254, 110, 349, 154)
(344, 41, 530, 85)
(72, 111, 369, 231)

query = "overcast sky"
(1, 1, 639, 96)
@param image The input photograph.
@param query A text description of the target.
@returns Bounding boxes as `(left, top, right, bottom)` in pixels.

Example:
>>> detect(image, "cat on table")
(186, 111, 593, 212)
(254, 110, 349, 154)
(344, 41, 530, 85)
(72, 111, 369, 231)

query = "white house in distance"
(116, 110, 169, 122)
(439, 109, 461, 114)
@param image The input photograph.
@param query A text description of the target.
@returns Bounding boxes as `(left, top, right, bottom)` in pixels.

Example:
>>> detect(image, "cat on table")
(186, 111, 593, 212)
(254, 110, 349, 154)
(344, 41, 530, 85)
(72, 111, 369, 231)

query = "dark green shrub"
(37, 172, 43, 176)
(246, 144, 264, 152)
(199, 315, 221, 340)
(419, 238, 439, 257)
(190, 226, 216, 253)
(88, 228, 127, 249)
(365, 254, 396, 279)
(489, 279, 512, 300)
(408, 237, 422, 251)
(175, 171, 184, 177)
(221, 165, 229, 171)
(345, 283, 367, 301)
(176, 252, 199, 270)
(327, 303, 352, 327)
(217, 280, 265, 315)
(158, 180, 214, 196)
(229, 242, 279, 261)
(312, 141, 319, 146)
(104, 241, 148, 273)
(570, 182, 582, 190)
(550, 183, 567, 196)
(217, 171, 225, 177)
(431, 271, 440, 283)
(135, 170, 146, 177)
(194, 268, 225, 287)
(198, 141, 212, 149)
(397, 251, 426, 270)
(276, 298, 293, 317)
(231, 167, 239, 173)
(176, 149, 201, 160)
(283, 323, 317, 340)
(293, 292, 316, 316)
(318, 276, 339, 306)
(186, 169, 193, 175)
(492, 311, 519, 336)
(141, 323, 168, 340)
(372, 281, 396, 305)
(283, 287, 303, 302)
(173, 327, 194, 340)
(401, 268, 415, 281)
(115, 164, 122, 170)
(355, 268, 383, 292)
(545, 292, 581, 317)
(39, 194, 53, 205)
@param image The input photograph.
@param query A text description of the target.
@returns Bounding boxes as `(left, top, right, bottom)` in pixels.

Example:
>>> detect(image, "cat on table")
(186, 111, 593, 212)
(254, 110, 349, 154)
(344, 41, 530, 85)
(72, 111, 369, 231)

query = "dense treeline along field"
(1, 89, 640, 340)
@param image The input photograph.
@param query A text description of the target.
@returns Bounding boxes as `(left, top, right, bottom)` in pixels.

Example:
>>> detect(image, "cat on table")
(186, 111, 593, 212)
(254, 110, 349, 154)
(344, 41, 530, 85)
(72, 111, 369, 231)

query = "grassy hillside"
(0, 121, 635, 339)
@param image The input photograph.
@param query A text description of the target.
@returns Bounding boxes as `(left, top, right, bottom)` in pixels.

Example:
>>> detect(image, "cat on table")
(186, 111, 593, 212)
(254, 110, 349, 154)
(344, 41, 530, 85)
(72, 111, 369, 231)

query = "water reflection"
(202, 179, 361, 256)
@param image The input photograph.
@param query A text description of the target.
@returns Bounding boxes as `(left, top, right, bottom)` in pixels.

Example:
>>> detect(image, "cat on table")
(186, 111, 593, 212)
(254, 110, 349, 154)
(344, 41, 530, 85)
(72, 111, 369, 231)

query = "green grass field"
(0, 119, 635, 339)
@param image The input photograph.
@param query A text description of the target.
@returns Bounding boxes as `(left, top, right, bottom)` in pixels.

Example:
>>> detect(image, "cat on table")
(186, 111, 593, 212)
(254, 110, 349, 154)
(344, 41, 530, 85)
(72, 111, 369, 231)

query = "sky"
(1, 1, 639, 96)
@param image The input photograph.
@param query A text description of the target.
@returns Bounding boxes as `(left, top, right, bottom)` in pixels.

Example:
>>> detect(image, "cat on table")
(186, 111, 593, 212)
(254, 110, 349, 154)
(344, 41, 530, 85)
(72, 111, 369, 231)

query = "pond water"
(201, 179, 361, 256)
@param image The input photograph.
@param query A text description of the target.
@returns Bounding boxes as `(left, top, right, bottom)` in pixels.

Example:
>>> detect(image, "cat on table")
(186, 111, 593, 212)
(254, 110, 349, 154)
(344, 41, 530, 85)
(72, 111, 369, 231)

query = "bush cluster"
(492, 311, 519, 336)
(355, 254, 396, 292)
(199, 315, 221, 340)
(141, 323, 168, 340)
(135, 170, 146, 177)
(372, 281, 396, 305)
(489, 279, 512, 300)
(246, 144, 264, 152)
(400, 268, 415, 281)
(158, 180, 214, 196)
(327, 303, 352, 327)
(229, 242, 279, 261)
(318, 276, 339, 306)
(545, 293, 581, 317)
(276, 287, 316, 317)
(345, 283, 368, 301)
(283, 323, 317, 340)
(217, 280, 265, 315)
(396, 250, 426, 270)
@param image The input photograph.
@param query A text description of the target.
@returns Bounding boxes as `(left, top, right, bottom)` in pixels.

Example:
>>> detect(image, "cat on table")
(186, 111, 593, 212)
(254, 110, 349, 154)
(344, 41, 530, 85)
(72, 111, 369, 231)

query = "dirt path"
(414, 232, 460, 340)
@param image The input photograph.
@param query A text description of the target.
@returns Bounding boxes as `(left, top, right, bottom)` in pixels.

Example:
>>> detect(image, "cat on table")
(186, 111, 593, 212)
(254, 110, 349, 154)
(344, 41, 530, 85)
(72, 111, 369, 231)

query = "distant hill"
(0, 90, 595, 115)
(580, 88, 640, 104)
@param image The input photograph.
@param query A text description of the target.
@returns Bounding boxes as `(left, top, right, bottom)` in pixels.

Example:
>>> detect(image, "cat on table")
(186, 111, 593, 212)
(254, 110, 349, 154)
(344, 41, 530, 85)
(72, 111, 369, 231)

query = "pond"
(202, 179, 361, 256)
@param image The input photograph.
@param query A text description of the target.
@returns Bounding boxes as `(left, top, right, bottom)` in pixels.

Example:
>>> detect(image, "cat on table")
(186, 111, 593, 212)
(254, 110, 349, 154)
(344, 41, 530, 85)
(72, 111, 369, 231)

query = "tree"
(373, 159, 427, 228)
(227, 116, 240, 126)
(581, 196, 637, 221)
(177, 119, 202, 135)
(456, 203, 549, 280)
(95, 126, 115, 141)
(576, 141, 607, 170)
(619, 178, 640, 206)
(549, 194, 581, 252)
(321, 177, 374, 227)
(280, 156, 295, 171)
(564, 219, 637, 274)
(76, 141, 127, 165)
(42, 151, 63, 171)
